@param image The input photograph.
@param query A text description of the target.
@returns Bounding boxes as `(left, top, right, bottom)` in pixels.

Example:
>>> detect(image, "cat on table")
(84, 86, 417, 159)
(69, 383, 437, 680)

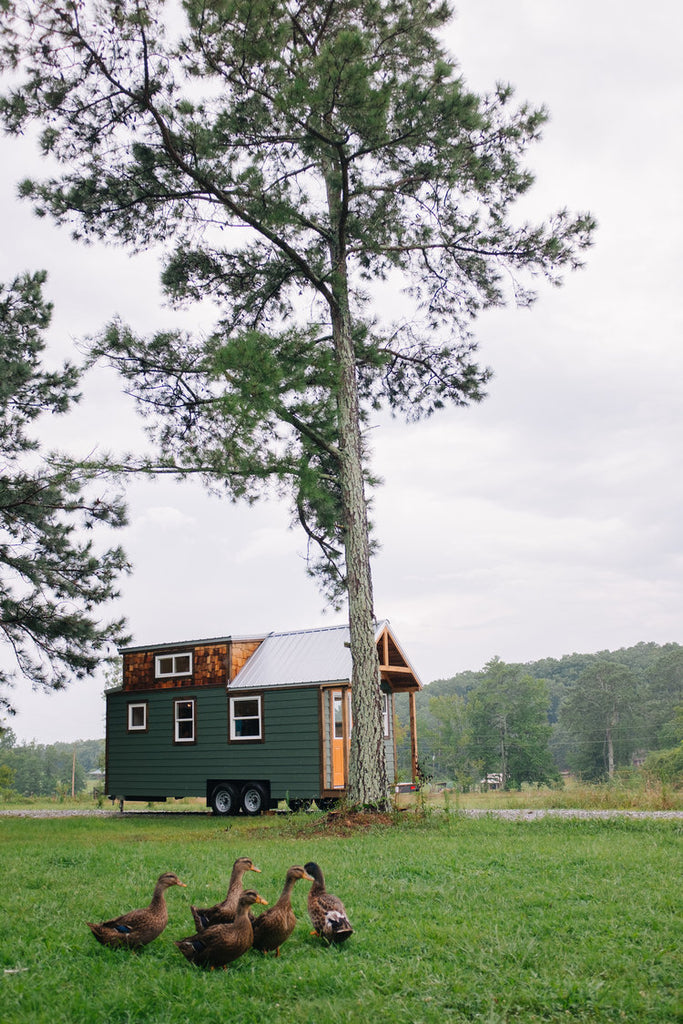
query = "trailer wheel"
(210, 783, 238, 816)
(240, 783, 266, 816)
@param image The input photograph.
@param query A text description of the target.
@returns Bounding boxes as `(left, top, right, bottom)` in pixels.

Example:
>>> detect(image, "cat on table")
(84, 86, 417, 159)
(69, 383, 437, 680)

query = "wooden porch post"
(390, 693, 398, 786)
(409, 691, 419, 782)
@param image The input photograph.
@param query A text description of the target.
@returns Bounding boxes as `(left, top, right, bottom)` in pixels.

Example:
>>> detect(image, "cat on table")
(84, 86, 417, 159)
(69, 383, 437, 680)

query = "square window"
(230, 695, 262, 741)
(127, 702, 147, 732)
(174, 699, 196, 742)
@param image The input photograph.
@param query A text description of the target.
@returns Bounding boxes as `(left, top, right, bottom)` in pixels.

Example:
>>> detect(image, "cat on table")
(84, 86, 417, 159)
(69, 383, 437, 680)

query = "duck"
(87, 872, 187, 949)
(251, 865, 314, 956)
(190, 856, 261, 930)
(304, 861, 353, 944)
(175, 889, 268, 968)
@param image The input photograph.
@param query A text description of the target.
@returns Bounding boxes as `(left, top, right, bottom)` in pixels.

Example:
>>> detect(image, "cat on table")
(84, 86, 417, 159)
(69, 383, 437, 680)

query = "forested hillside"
(395, 641, 683, 786)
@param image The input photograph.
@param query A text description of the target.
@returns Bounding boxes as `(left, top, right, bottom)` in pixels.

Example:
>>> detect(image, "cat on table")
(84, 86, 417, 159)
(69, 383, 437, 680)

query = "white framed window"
(230, 694, 262, 741)
(127, 701, 148, 732)
(333, 692, 344, 740)
(155, 652, 193, 679)
(174, 699, 196, 743)
(383, 693, 390, 738)
(331, 690, 352, 736)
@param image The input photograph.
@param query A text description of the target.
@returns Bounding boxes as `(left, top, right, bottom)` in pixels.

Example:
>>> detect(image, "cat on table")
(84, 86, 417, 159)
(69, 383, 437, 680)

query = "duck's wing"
(311, 893, 353, 941)
(190, 905, 213, 930)
(100, 907, 148, 930)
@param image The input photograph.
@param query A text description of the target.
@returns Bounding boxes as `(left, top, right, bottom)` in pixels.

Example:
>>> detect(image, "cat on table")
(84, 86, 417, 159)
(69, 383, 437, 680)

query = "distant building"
(481, 773, 504, 790)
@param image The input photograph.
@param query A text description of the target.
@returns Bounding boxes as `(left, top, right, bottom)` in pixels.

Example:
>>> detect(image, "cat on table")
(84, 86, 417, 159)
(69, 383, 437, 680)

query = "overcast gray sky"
(2, 1, 682, 744)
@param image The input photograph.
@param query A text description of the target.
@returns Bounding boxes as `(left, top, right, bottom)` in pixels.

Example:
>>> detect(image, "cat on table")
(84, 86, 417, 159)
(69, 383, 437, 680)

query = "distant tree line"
(395, 642, 683, 788)
(0, 732, 104, 798)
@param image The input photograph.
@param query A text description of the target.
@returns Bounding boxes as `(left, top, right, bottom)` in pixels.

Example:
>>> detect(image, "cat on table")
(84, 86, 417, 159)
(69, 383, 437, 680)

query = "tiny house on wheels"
(105, 621, 421, 814)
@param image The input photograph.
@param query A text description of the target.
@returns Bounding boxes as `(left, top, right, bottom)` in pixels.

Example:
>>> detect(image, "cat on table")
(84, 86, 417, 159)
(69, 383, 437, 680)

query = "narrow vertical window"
(174, 699, 196, 743)
(333, 692, 344, 739)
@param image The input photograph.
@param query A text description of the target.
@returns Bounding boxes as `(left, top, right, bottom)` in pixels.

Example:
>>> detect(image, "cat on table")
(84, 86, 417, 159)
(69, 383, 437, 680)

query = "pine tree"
(0, 270, 130, 723)
(0, 1, 594, 803)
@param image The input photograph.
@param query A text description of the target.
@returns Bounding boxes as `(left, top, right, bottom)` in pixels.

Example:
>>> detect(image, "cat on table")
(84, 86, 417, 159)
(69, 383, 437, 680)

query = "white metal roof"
(229, 621, 389, 690)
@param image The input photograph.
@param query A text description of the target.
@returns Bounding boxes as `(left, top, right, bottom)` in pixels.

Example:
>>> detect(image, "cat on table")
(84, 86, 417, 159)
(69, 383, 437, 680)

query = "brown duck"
(251, 865, 314, 956)
(304, 862, 353, 943)
(87, 872, 186, 949)
(175, 889, 268, 968)
(190, 856, 261, 930)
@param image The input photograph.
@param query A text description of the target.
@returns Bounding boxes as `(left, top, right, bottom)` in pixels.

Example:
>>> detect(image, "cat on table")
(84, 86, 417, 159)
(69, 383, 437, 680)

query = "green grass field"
(1, 810, 680, 1023)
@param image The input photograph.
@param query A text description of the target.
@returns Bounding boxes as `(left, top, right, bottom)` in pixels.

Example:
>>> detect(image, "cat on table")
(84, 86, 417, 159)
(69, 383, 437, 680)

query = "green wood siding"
(106, 686, 321, 802)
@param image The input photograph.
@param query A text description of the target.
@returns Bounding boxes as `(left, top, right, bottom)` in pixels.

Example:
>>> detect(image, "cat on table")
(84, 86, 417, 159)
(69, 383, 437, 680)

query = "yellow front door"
(331, 690, 350, 788)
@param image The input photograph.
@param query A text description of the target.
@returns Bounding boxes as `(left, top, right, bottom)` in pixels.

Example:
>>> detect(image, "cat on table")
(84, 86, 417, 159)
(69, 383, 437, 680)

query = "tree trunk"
(497, 714, 508, 789)
(605, 715, 617, 778)
(324, 156, 388, 809)
(605, 727, 613, 777)
(333, 299, 388, 808)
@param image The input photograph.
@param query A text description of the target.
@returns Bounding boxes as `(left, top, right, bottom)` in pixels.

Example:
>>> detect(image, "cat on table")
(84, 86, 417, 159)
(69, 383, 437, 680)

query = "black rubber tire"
(210, 783, 238, 815)
(240, 783, 266, 816)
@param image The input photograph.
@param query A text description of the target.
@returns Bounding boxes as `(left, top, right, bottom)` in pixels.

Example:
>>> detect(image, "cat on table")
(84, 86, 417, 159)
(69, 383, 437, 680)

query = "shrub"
(643, 744, 683, 786)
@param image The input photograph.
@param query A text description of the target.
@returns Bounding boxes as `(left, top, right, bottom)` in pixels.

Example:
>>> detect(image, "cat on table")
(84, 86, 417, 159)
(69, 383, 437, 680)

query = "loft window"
(174, 699, 196, 743)
(155, 652, 193, 678)
(127, 702, 148, 732)
(230, 695, 262, 741)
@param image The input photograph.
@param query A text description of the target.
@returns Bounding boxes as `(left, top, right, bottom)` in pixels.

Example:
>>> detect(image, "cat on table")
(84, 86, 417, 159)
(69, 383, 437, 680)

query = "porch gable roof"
(230, 620, 421, 692)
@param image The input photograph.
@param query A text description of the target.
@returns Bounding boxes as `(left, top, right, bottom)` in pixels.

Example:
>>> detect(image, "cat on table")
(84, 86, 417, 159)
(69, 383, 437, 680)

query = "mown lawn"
(0, 810, 680, 1023)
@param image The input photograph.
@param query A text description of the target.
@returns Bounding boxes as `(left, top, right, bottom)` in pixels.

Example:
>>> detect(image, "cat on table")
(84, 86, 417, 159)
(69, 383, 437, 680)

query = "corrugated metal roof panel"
(229, 625, 348, 690)
(230, 621, 389, 690)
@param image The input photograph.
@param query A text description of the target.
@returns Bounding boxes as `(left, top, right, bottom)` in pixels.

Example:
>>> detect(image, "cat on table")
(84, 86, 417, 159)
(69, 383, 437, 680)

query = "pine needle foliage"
(0, 1, 595, 804)
(0, 272, 130, 721)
